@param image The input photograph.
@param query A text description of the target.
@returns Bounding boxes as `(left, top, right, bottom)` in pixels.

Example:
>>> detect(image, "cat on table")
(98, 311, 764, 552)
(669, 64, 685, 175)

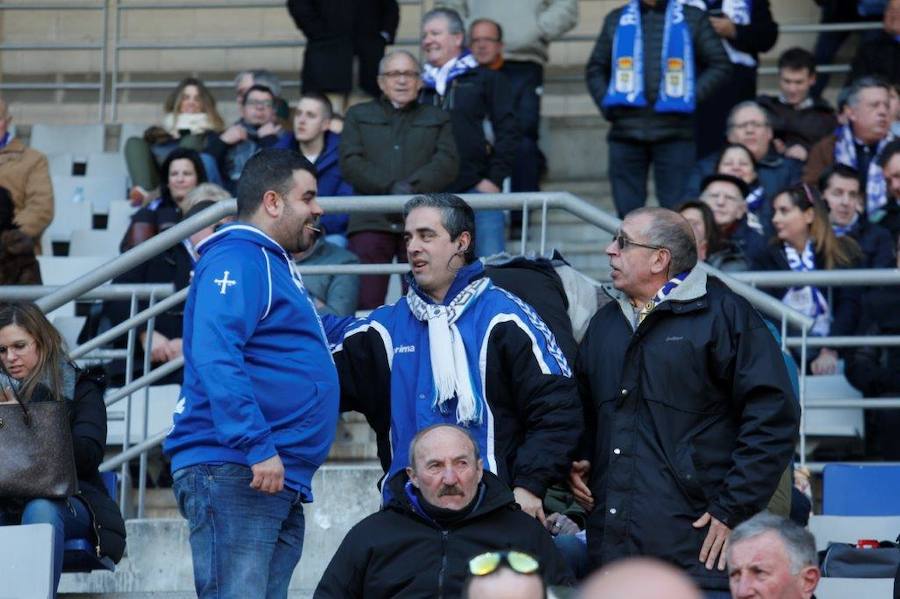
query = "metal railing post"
(799, 326, 809, 468)
(137, 290, 158, 519)
(120, 291, 137, 513)
(540, 197, 548, 256)
(520, 200, 529, 256)
(99, 0, 109, 122)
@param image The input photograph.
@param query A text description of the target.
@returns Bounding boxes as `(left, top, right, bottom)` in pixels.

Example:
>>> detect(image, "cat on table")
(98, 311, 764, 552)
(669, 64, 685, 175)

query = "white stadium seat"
(30, 123, 104, 155)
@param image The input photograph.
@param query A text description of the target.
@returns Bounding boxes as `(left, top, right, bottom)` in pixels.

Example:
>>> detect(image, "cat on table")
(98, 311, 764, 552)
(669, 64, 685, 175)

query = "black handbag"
(0, 394, 78, 499)
(820, 540, 900, 579)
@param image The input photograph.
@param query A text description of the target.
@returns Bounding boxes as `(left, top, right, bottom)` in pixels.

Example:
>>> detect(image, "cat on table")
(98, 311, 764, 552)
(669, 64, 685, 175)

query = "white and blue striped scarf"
(422, 51, 478, 97)
(783, 241, 831, 337)
(833, 124, 893, 220)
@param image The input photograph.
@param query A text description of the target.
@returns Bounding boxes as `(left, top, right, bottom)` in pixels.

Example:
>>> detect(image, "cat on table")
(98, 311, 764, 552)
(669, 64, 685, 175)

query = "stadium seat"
(106, 200, 137, 237)
(808, 515, 900, 551)
(42, 199, 94, 254)
(62, 471, 117, 573)
(106, 384, 182, 446)
(30, 123, 104, 156)
(823, 464, 900, 515)
(85, 151, 128, 181)
(69, 229, 121, 257)
(804, 375, 865, 438)
(52, 174, 127, 215)
(37, 255, 111, 321)
(0, 523, 54, 598)
(53, 315, 86, 350)
(815, 577, 894, 598)
(47, 152, 75, 177)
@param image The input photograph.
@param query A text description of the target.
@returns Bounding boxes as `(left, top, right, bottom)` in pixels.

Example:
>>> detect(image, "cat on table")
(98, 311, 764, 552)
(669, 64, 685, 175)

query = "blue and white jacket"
(164, 223, 339, 500)
(330, 262, 581, 499)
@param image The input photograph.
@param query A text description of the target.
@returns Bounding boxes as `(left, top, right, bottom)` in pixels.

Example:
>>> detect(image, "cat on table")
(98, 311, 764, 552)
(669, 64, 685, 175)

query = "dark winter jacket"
(708, 217, 767, 272)
(707, 0, 778, 64)
(205, 120, 294, 193)
(575, 269, 798, 591)
(120, 195, 182, 253)
(585, 0, 731, 143)
(846, 31, 900, 86)
(0, 228, 41, 285)
(341, 97, 459, 235)
(750, 241, 863, 339)
(847, 286, 900, 398)
(292, 131, 353, 237)
(419, 66, 520, 192)
(313, 470, 573, 598)
(756, 94, 838, 152)
(294, 236, 360, 317)
(879, 197, 900, 240)
(844, 217, 895, 269)
(288, 0, 399, 96)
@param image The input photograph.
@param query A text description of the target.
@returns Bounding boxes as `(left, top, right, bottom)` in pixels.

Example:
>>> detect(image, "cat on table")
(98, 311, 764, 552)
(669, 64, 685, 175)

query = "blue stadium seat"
(62, 471, 118, 573)
(822, 464, 900, 516)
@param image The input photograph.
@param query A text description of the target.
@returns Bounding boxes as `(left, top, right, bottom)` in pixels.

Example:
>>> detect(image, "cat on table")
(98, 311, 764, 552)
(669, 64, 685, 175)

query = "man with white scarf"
(329, 193, 581, 522)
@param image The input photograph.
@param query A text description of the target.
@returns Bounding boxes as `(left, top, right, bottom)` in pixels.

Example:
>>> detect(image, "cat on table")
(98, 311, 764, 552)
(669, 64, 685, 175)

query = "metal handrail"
(0, 283, 174, 301)
(734, 269, 900, 287)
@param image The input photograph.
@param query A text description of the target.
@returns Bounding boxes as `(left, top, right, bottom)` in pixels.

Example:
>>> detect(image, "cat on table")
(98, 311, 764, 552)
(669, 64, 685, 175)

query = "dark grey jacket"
(585, 0, 731, 143)
(340, 96, 458, 234)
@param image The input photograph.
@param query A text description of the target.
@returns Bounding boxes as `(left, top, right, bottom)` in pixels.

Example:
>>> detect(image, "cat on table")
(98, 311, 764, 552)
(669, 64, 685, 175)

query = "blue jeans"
(607, 139, 696, 217)
(474, 210, 506, 257)
(173, 463, 306, 599)
(0, 496, 93, 595)
(553, 534, 590, 581)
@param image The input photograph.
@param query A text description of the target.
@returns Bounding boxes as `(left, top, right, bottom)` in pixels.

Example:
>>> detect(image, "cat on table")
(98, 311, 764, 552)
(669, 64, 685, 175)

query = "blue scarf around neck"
(603, 0, 695, 114)
(833, 124, 893, 221)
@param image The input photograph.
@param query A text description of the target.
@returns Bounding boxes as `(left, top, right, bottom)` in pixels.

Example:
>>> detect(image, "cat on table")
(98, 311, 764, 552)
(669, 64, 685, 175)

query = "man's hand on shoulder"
(250, 454, 285, 494)
(220, 124, 248, 145)
(568, 460, 594, 510)
(513, 486, 546, 524)
(692, 511, 731, 571)
(257, 122, 282, 138)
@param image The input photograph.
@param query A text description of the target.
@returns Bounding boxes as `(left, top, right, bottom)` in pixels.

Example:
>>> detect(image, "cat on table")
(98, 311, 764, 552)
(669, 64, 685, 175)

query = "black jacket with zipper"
(314, 470, 572, 598)
(585, 0, 731, 143)
(575, 269, 798, 591)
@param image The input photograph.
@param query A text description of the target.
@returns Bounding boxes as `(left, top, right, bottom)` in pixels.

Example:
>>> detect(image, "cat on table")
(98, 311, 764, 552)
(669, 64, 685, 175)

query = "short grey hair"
(404, 193, 477, 263)
(627, 207, 698, 275)
(422, 8, 465, 35)
(728, 512, 818, 575)
(185, 183, 232, 210)
(408, 424, 481, 471)
(233, 69, 282, 98)
(378, 50, 421, 76)
(727, 101, 771, 131)
(845, 76, 890, 108)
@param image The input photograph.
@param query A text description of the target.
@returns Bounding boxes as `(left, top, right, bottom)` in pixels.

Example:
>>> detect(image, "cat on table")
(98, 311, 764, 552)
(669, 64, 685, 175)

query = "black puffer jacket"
(576, 269, 798, 591)
(70, 372, 127, 563)
(419, 66, 520, 192)
(314, 470, 573, 598)
(585, 0, 731, 143)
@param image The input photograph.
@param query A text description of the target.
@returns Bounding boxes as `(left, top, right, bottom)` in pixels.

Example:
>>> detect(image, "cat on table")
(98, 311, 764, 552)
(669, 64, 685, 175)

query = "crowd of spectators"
(1, 1, 900, 597)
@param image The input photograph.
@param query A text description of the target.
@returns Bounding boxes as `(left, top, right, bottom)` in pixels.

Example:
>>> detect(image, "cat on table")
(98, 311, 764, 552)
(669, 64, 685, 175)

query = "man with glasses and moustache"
(569, 207, 798, 597)
(340, 49, 459, 309)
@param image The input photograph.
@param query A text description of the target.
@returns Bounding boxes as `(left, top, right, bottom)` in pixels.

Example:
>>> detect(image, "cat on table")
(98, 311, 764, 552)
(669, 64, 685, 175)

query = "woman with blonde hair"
(124, 77, 224, 204)
(751, 184, 863, 374)
(0, 302, 126, 594)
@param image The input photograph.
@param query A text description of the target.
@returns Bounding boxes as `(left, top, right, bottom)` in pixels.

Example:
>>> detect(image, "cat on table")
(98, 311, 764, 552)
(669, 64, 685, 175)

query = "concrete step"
(60, 464, 383, 597)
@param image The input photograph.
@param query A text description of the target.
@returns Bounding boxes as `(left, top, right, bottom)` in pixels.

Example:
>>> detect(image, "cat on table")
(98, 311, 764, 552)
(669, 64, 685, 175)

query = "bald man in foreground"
(580, 558, 701, 599)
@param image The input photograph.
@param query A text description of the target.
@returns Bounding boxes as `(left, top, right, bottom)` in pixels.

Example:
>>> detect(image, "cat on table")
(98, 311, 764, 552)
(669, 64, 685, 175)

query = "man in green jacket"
(340, 49, 459, 309)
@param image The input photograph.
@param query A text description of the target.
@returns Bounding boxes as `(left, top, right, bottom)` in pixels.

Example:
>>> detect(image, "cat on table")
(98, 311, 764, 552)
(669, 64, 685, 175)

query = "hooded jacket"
(576, 269, 798, 591)
(299, 131, 353, 237)
(331, 261, 581, 500)
(314, 470, 573, 598)
(164, 223, 339, 499)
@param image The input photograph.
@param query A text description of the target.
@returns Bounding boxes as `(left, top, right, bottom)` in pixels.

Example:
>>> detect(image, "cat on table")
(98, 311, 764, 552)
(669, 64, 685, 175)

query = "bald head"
(580, 558, 701, 599)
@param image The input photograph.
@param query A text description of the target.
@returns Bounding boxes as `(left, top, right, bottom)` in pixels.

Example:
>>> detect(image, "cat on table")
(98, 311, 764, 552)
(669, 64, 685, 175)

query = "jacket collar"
(196, 221, 287, 257)
(605, 267, 708, 326)
(407, 260, 486, 306)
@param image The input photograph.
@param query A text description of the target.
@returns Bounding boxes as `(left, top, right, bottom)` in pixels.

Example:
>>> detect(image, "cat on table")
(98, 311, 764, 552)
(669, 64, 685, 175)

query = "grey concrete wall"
(59, 464, 383, 596)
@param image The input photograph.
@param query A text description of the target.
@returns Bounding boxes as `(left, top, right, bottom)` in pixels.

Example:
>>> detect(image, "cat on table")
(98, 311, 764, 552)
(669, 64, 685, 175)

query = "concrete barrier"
(59, 463, 383, 596)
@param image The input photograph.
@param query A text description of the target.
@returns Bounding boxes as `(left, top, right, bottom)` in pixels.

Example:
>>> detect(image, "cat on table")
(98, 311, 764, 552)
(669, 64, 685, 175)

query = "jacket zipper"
(76, 490, 104, 557)
(436, 529, 449, 598)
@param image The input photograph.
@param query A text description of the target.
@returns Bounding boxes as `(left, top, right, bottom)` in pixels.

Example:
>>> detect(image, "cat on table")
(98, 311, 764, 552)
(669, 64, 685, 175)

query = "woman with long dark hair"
(0, 302, 125, 594)
(751, 184, 863, 374)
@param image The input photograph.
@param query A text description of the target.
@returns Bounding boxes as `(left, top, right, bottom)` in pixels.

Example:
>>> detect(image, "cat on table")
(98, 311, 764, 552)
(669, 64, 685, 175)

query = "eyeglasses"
(244, 98, 274, 108)
(0, 340, 34, 357)
(381, 70, 420, 80)
(469, 551, 540, 577)
(732, 120, 767, 131)
(612, 231, 667, 252)
(701, 191, 743, 203)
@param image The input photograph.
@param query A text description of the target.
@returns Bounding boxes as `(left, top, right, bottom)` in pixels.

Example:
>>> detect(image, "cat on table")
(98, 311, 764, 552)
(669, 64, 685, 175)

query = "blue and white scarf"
(406, 277, 491, 425)
(746, 184, 765, 214)
(603, 0, 695, 114)
(782, 241, 831, 337)
(422, 50, 479, 97)
(638, 270, 690, 324)
(681, 0, 755, 67)
(833, 124, 893, 220)
(831, 214, 859, 237)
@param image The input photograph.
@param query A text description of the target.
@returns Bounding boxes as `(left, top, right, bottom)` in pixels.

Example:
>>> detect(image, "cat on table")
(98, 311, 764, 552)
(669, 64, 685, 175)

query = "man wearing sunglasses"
(569, 207, 798, 597)
(314, 424, 571, 598)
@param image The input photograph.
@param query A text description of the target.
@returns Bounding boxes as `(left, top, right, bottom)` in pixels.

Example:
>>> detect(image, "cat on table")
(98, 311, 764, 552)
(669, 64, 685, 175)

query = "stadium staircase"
(0, 1, 887, 597)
